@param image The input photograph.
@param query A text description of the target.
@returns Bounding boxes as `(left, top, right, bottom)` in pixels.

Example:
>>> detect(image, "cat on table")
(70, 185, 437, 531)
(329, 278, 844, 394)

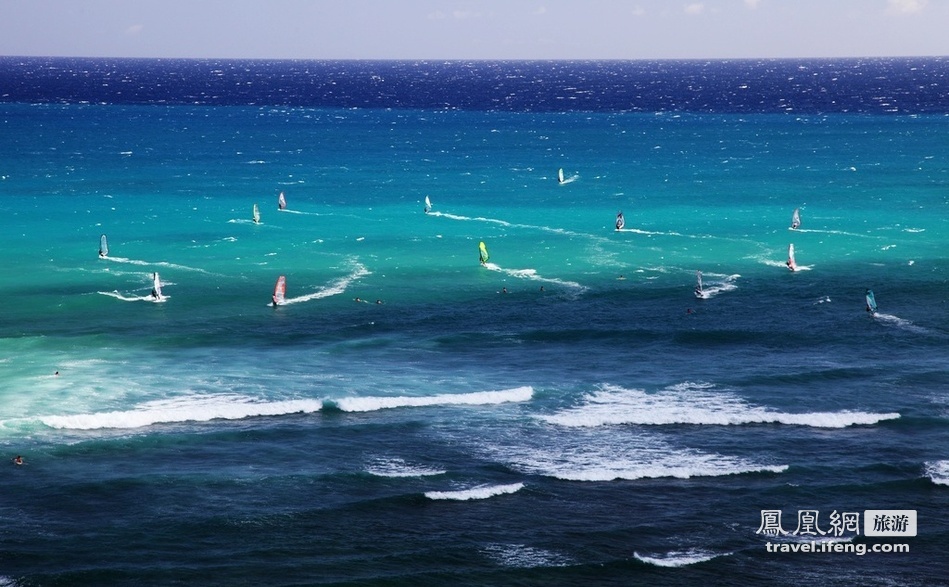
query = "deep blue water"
(0, 57, 947, 586)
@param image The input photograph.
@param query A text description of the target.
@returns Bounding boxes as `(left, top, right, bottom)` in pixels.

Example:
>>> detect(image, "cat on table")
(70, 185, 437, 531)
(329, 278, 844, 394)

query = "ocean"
(0, 57, 947, 586)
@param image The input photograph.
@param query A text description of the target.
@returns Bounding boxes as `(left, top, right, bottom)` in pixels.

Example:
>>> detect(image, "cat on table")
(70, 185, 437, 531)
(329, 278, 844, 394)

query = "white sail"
(791, 207, 801, 229)
(424, 195, 432, 213)
(615, 211, 625, 231)
(151, 272, 163, 300)
(253, 203, 261, 224)
(99, 234, 109, 257)
(786, 243, 797, 271)
(278, 192, 287, 210)
(694, 271, 703, 298)
(558, 168, 565, 183)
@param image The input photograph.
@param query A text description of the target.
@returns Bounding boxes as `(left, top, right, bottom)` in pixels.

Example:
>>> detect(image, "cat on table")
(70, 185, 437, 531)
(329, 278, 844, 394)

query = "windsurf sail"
(151, 272, 163, 300)
(278, 192, 287, 210)
(615, 211, 625, 231)
(694, 271, 703, 298)
(479, 241, 489, 265)
(558, 168, 565, 183)
(273, 275, 286, 306)
(865, 289, 878, 313)
(786, 243, 797, 271)
(99, 234, 109, 257)
(424, 195, 432, 213)
(253, 203, 260, 224)
(791, 207, 801, 229)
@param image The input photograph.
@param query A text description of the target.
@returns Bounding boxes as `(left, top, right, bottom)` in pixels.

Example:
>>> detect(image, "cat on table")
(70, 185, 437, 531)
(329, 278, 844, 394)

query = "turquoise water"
(1, 61, 948, 585)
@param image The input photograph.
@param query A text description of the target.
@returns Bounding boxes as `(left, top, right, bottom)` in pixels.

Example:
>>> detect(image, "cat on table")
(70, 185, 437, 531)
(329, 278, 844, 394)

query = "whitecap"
(425, 482, 524, 501)
(634, 549, 730, 567)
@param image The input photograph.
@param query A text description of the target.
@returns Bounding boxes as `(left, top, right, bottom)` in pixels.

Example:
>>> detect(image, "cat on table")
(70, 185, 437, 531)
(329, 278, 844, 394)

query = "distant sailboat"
(273, 275, 286, 307)
(786, 243, 798, 271)
(151, 272, 163, 300)
(479, 241, 489, 265)
(424, 195, 432, 214)
(615, 211, 625, 231)
(253, 203, 261, 224)
(865, 289, 878, 313)
(278, 192, 287, 210)
(694, 271, 704, 298)
(99, 234, 109, 258)
(558, 168, 565, 184)
(791, 207, 801, 230)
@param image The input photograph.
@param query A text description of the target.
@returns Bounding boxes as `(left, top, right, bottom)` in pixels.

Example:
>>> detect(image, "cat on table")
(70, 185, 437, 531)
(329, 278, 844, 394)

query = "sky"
(1, 0, 947, 60)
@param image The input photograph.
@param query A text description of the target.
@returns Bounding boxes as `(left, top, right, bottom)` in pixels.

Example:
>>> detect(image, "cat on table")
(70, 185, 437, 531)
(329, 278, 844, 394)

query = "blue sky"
(2, 0, 947, 60)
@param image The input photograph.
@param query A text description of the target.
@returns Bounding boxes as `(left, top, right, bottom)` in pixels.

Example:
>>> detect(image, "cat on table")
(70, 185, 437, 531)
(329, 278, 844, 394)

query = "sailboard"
(786, 243, 798, 271)
(253, 203, 261, 224)
(558, 168, 565, 184)
(273, 275, 286, 306)
(424, 195, 432, 214)
(278, 192, 287, 210)
(479, 241, 489, 265)
(151, 272, 163, 300)
(615, 211, 625, 231)
(99, 234, 109, 257)
(865, 289, 878, 313)
(694, 271, 704, 298)
(790, 207, 801, 230)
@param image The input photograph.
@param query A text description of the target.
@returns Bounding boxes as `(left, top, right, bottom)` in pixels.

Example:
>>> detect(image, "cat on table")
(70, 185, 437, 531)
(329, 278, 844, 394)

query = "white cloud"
(684, 3, 705, 15)
(887, 0, 927, 13)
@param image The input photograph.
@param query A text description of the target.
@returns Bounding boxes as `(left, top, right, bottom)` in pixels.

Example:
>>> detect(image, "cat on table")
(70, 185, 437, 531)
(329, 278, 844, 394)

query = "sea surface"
(0, 57, 947, 586)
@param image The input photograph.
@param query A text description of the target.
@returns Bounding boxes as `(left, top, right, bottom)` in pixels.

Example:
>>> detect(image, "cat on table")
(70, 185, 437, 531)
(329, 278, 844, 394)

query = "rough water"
(1, 57, 947, 586)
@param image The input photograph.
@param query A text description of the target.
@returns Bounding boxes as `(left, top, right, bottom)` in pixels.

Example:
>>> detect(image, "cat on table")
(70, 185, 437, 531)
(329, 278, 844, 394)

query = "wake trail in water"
(102, 256, 212, 274)
(482, 262, 586, 291)
(276, 262, 371, 306)
(98, 291, 167, 303)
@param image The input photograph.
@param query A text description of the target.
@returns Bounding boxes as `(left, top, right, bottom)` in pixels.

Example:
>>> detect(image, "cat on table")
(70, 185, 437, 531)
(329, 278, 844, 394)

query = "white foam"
(98, 291, 168, 303)
(278, 262, 370, 305)
(501, 434, 787, 482)
(872, 313, 930, 334)
(483, 263, 586, 291)
(365, 457, 445, 478)
(425, 482, 524, 501)
(694, 273, 740, 298)
(924, 461, 949, 486)
(40, 394, 324, 430)
(540, 384, 900, 429)
(103, 256, 210, 273)
(334, 386, 533, 412)
(634, 549, 730, 568)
